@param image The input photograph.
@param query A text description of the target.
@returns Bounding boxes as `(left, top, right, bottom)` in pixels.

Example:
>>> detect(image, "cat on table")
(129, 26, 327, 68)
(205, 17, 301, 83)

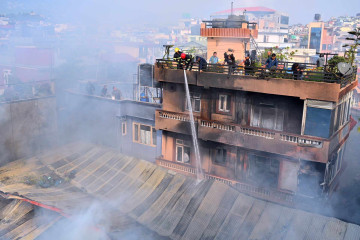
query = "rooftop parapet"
(155, 59, 358, 102)
(200, 16, 258, 38)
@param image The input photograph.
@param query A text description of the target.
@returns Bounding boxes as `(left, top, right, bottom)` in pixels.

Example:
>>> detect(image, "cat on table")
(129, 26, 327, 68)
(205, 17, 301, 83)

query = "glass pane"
(184, 146, 190, 163)
(220, 96, 225, 110)
(176, 146, 183, 162)
(152, 128, 156, 145)
(226, 95, 231, 111)
(134, 124, 139, 141)
(140, 125, 151, 144)
(194, 99, 201, 112)
(304, 107, 331, 138)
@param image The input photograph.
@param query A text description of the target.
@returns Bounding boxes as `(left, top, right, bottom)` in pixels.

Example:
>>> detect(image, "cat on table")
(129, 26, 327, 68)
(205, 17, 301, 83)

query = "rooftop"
(0, 142, 359, 239)
(155, 60, 358, 102)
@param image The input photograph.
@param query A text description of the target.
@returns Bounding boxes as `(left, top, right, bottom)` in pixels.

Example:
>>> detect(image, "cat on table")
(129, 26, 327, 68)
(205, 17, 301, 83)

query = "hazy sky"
(1, 0, 359, 27)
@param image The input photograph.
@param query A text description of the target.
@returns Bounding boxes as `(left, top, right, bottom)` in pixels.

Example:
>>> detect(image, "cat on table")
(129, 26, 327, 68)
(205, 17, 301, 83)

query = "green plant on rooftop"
(343, 27, 360, 66)
(261, 46, 298, 62)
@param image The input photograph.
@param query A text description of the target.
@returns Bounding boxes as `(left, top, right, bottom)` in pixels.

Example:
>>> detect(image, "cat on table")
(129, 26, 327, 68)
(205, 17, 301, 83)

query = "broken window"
(247, 154, 279, 188)
(214, 148, 227, 165)
(250, 104, 284, 131)
(175, 139, 190, 163)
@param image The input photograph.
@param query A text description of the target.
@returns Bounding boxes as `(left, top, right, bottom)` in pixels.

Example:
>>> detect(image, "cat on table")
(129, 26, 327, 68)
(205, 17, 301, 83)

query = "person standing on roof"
(101, 85, 108, 97)
(265, 53, 278, 69)
(181, 53, 193, 70)
(243, 54, 252, 75)
(195, 56, 207, 72)
(209, 52, 219, 64)
(317, 53, 325, 68)
(173, 48, 183, 69)
(224, 49, 236, 76)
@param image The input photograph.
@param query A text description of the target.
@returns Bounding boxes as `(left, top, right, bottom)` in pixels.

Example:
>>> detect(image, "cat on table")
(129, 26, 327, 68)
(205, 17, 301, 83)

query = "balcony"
(155, 109, 197, 135)
(155, 60, 358, 102)
(156, 158, 294, 206)
(199, 119, 328, 163)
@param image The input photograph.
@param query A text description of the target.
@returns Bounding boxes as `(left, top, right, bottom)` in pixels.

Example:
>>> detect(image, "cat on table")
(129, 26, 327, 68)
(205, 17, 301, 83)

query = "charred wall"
(0, 97, 58, 166)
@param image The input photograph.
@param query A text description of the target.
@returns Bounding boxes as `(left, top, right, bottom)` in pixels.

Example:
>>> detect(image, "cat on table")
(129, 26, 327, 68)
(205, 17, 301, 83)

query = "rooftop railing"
(202, 20, 257, 30)
(0, 80, 54, 103)
(155, 59, 357, 88)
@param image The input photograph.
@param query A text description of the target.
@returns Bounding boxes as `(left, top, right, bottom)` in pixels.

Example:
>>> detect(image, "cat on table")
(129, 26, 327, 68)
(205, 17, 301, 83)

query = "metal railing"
(155, 59, 357, 87)
(0, 80, 54, 103)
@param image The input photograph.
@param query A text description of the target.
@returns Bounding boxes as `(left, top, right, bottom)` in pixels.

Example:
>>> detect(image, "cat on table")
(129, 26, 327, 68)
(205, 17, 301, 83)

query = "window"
(185, 92, 201, 112)
(122, 122, 127, 136)
(304, 107, 331, 138)
(322, 44, 327, 50)
(133, 123, 156, 146)
(176, 139, 190, 163)
(251, 105, 284, 131)
(214, 148, 227, 165)
(327, 147, 345, 184)
(218, 94, 231, 112)
(247, 154, 279, 188)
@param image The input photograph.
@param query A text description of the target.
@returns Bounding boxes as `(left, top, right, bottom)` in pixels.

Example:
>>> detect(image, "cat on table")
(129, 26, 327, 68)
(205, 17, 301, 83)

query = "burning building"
(154, 18, 358, 205)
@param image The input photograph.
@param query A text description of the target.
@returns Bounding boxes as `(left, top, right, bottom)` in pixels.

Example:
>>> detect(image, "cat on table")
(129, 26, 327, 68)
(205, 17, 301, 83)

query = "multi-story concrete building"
(212, 7, 293, 50)
(154, 19, 358, 205)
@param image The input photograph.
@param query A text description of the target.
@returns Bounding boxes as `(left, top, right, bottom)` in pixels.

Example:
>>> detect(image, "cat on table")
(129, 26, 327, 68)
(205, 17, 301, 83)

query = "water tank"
(356, 13, 360, 17)
(212, 19, 225, 28)
(226, 15, 245, 28)
(139, 64, 153, 87)
(314, 14, 321, 21)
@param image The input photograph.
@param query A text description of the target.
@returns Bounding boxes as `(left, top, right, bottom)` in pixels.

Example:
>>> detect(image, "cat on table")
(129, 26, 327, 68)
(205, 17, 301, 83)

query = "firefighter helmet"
(175, 47, 180, 52)
(181, 53, 186, 59)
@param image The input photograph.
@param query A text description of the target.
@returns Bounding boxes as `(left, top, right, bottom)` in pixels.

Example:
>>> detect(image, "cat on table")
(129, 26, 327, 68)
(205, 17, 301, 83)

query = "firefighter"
(173, 47, 183, 69)
(181, 53, 193, 70)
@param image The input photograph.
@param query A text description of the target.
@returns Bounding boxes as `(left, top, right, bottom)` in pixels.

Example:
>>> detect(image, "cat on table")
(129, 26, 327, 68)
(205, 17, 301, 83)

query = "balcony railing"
(156, 158, 197, 175)
(239, 126, 275, 139)
(200, 120, 235, 132)
(155, 59, 357, 87)
(200, 119, 323, 148)
(280, 134, 323, 148)
(159, 110, 192, 122)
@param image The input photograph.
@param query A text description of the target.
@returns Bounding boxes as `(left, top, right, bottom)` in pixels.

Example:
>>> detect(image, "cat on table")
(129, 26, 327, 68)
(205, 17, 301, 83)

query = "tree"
(343, 27, 360, 66)
(261, 46, 298, 62)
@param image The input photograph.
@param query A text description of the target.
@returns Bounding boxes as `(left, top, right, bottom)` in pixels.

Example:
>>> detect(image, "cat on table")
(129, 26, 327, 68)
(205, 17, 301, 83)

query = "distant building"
(307, 22, 335, 53)
(212, 7, 293, 50)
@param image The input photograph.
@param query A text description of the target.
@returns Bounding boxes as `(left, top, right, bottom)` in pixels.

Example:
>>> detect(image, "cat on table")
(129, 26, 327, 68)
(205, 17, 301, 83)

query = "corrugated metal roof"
(0, 142, 359, 240)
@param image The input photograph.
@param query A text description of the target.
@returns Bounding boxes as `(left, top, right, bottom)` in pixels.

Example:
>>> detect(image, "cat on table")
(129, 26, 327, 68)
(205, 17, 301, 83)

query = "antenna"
(231, 2, 234, 16)
(337, 62, 353, 76)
